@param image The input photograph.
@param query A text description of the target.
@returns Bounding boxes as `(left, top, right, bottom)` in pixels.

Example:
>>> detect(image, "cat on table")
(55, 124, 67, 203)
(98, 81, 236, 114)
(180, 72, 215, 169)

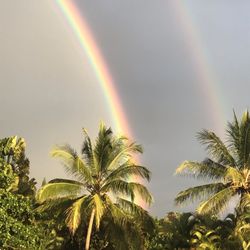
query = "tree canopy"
(37, 123, 152, 249)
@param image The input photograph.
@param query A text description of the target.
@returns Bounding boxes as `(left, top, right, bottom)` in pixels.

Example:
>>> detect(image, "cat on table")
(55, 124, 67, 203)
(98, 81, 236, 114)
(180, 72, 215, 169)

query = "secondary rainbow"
(170, 1, 226, 136)
(55, 0, 132, 138)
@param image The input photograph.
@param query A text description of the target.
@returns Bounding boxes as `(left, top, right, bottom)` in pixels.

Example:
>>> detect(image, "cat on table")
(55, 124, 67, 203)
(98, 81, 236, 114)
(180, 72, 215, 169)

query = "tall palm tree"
(175, 110, 250, 215)
(37, 123, 152, 250)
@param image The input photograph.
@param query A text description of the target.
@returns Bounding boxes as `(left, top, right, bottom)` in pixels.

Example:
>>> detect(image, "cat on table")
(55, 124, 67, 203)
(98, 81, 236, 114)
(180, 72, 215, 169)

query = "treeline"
(1, 112, 250, 249)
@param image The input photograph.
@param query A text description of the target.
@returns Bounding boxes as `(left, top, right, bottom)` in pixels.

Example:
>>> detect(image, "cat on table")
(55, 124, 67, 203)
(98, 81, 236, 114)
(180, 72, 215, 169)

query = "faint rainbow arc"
(170, 1, 226, 136)
(55, 0, 132, 138)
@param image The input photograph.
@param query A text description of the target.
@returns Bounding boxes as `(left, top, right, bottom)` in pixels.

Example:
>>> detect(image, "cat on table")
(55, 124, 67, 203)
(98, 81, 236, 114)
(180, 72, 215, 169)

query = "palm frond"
(93, 122, 113, 172)
(104, 164, 151, 183)
(197, 186, 236, 214)
(197, 129, 235, 166)
(175, 183, 226, 205)
(102, 180, 152, 205)
(106, 141, 143, 171)
(36, 197, 76, 214)
(65, 195, 88, 234)
(238, 193, 250, 212)
(227, 111, 240, 158)
(101, 200, 144, 250)
(51, 144, 77, 161)
(81, 128, 96, 170)
(224, 167, 244, 185)
(92, 194, 104, 229)
(106, 195, 153, 245)
(36, 179, 83, 203)
(104, 195, 128, 226)
(51, 145, 93, 183)
(176, 160, 227, 180)
(128, 182, 153, 205)
(116, 197, 148, 216)
(227, 110, 250, 167)
(239, 111, 250, 167)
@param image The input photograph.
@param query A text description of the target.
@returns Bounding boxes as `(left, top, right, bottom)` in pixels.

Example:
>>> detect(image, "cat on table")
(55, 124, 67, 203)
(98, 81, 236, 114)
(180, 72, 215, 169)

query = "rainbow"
(55, 0, 132, 138)
(170, 1, 226, 136)
(53, 1, 225, 209)
(54, 0, 145, 207)
(54, 1, 227, 142)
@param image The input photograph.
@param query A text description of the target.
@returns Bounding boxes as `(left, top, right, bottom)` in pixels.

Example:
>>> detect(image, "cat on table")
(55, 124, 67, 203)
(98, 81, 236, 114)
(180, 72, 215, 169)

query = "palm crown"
(175, 111, 250, 215)
(37, 123, 152, 249)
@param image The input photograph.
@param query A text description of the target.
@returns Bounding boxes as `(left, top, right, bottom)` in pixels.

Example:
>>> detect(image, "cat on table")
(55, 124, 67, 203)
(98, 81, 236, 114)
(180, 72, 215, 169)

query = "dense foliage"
(1, 111, 250, 249)
(0, 136, 36, 196)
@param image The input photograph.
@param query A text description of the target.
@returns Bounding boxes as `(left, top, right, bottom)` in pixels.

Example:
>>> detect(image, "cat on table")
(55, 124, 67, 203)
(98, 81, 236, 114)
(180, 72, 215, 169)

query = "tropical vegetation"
(175, 110, 250, 215)
(2, 111, 250, 249)
(36, 123, 152, 249)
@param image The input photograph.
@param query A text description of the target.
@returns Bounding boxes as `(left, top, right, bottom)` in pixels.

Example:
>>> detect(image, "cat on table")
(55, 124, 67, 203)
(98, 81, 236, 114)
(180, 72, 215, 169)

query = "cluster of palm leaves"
(175, 110, 250, 215)
(37, 123, 152, 249)
(173, 110, 250, 249)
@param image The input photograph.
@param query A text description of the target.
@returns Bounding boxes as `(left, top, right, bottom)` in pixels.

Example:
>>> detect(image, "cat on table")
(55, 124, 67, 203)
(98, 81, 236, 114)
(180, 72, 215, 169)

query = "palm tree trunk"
(85, 208, 95, 250)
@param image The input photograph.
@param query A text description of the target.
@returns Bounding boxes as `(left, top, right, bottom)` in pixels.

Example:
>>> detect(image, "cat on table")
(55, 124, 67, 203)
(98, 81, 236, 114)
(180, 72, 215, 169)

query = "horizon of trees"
(1, 111, 250, 249)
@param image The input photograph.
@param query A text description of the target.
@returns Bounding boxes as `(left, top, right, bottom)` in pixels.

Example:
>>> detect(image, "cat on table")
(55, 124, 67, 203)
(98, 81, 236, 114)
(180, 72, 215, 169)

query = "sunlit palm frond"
(91, 194, 105, 229)
(104, 164, 151, 183)
(175, 183, 226, 205)
(102, 180, 152, 205)
(93, 122, 113, 172)
(127, 182, 153, 205)
(197, 186, 236, 215)
(197, 129, 235, 166)
(238, 193, 250, 213)
(176, 160, 227, 180)
(116, 197, 148, 217)
(224, 167, 244, 185)
(102, 179, 135, 200)
(51, 145, 92, 183)
(65, 195, 88, 234)
(51, 144, 77, 162)
(36, 197, 76, 215)
(36, 179, 83, 203)
(106, 141, 143, 171)
(104, 196, 128, 227)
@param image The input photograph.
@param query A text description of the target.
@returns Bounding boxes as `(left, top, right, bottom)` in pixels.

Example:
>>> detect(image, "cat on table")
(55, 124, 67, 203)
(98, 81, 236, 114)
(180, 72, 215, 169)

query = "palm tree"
(175, 110, 250, 215)
(37, 123, 152, 250)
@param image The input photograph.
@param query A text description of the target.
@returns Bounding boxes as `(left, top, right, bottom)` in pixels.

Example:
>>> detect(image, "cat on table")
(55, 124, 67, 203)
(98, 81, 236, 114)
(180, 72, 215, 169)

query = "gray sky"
(1, 0, 250, 216)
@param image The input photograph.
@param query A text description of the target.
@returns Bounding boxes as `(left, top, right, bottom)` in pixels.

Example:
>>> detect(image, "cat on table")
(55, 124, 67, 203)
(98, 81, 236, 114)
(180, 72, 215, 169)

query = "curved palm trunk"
(85, 208, 95, 250)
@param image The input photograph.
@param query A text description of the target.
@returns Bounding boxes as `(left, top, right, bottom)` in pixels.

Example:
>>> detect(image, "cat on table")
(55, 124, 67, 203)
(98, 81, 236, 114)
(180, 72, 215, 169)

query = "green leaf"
(175, 183, 226, 205)
(36, 180, 83, 203)
(65, 195, 88, 233)
(197, 187, 236, 214)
